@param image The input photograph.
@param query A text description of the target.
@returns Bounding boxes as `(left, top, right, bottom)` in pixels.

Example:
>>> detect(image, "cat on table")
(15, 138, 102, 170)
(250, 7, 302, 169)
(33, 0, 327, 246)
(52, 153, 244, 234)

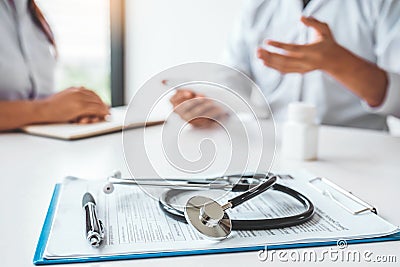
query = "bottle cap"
(287, 102, 316, 124)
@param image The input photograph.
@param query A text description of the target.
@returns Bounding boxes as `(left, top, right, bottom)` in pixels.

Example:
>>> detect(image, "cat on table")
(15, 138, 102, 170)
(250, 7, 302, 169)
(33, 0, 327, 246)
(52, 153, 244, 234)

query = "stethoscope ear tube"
(228, 176, 277, 208)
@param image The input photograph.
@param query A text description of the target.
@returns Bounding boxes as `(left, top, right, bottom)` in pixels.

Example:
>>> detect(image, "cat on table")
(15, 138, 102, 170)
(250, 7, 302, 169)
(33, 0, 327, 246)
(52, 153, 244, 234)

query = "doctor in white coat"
(170, 0, 400, 130)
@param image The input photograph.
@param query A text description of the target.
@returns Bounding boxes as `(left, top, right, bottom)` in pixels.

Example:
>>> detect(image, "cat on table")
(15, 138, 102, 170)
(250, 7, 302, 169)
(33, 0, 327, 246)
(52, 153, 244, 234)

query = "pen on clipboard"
(82, 192, 104, 247)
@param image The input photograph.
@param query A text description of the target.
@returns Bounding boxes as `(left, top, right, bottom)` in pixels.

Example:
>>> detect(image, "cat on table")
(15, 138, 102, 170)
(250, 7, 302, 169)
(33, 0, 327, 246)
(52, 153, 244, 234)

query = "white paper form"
(43, 172, 398, 259)
(104, 188, 203, 245)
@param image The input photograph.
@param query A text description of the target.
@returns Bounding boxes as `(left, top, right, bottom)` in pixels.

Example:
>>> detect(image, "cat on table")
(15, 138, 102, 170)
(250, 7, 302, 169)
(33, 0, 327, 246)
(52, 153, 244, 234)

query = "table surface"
(1, 118, 400, 267)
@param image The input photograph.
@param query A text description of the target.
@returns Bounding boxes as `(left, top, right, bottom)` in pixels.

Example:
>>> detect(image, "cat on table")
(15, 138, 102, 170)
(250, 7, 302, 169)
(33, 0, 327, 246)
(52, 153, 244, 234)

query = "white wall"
(125, 0, 244, 102)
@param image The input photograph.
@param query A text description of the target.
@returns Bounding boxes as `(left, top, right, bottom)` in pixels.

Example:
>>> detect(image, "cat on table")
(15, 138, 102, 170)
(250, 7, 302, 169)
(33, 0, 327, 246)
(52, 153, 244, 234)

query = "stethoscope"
(103, 171, 315, 240)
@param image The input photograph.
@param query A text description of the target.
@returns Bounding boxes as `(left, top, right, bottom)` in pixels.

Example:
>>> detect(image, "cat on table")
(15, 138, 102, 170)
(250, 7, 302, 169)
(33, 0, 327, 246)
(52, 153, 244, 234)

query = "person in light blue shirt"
(0, 0, 109, 131)
(170, 0, 400, 130)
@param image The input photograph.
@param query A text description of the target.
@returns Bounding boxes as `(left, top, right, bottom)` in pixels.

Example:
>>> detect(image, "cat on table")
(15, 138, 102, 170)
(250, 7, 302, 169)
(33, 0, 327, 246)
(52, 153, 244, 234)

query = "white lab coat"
(223, 0, 400, 130)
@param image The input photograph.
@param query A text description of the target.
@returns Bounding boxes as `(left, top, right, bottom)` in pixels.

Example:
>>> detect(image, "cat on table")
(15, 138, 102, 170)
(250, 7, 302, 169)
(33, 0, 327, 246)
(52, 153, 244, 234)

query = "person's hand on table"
(170, 89, 228, 128)
(40, 87, 110, 124)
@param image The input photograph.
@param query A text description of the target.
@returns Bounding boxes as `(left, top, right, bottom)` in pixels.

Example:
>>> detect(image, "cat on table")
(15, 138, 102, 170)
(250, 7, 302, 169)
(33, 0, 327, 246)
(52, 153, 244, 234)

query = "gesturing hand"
(257, 16, 345, 74)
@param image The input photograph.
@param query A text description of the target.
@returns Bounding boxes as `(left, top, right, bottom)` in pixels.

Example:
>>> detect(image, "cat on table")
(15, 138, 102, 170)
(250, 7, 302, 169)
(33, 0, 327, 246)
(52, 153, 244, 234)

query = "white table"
(1, 119, 400, 266)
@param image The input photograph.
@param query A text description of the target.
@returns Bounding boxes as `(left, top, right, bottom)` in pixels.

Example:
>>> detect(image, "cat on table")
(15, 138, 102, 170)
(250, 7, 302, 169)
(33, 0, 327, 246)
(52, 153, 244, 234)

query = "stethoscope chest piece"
(184, 196, 232, 240)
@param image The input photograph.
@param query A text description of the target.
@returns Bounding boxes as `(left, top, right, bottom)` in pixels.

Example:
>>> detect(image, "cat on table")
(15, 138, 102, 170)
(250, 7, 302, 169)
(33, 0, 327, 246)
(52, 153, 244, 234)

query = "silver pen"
(82, 192, 105, 247)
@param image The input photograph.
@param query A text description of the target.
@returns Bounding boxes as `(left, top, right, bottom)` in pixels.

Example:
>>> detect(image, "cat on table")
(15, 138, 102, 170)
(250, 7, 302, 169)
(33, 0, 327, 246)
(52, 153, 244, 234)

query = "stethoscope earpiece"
(111, 170, 122, 179)
(103, 182, 115, 194)
(103, 170, 121, 194)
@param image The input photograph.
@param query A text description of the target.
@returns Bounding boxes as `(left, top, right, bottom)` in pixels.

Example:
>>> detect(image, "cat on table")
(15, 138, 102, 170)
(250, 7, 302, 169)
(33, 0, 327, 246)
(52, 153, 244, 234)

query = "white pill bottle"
(281, 102, 319, 161)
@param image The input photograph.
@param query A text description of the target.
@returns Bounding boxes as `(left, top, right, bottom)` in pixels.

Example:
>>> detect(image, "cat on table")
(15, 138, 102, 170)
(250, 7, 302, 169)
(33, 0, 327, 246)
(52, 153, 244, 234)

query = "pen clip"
(309, 177, 377, 215)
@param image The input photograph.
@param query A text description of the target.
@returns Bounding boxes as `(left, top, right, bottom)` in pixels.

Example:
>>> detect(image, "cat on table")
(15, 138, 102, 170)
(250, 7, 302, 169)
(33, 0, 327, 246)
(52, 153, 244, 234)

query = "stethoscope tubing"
(229, 184, 314, 230)
(159, 183, 314, 231)
(107, 171, 315, 231)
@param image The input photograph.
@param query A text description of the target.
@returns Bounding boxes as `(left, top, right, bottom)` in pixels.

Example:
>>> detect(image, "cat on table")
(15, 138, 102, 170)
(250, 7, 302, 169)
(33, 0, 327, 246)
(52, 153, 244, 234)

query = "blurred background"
(36, 0, 243, 105)
(35, 0, 400, 135)
(36, 0, 111, 104)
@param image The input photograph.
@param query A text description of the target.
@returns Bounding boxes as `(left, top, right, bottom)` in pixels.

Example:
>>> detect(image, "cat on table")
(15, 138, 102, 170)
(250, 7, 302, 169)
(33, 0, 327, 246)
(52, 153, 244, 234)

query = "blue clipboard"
(33, 184, 400, 265)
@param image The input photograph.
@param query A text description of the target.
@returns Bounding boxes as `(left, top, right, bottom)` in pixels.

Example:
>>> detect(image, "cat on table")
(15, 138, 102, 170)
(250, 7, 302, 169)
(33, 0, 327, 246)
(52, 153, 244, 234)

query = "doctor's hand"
(257, 16, 388, 107)
(40, 87, 110, 124)
(170, 89, 229, 128)
(257, 16, 345, 74)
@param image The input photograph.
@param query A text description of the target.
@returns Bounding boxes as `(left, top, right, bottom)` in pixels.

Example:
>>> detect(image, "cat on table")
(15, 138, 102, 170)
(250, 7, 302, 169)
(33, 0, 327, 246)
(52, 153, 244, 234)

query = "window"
(36, 0, 112, 104)
(124, 0, 242, 101)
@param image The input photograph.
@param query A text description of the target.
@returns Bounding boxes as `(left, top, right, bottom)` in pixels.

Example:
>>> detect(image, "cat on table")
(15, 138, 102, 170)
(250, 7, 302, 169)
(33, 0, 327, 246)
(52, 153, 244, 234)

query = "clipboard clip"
(309, 177, 377, 215)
